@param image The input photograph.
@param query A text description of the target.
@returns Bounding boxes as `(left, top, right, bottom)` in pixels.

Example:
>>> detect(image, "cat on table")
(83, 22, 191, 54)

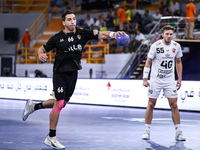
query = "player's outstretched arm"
(38, 46, 48, 62)
(175, 57, 182, 90)
(99, 31, 125, 39)
(143, 57, 152, 87)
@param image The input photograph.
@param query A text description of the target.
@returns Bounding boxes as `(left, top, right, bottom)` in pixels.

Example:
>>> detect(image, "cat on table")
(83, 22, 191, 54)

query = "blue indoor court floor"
(0, 99, 199, 150)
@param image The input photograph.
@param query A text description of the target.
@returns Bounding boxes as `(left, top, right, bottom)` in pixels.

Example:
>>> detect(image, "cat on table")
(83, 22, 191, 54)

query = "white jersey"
(148, 39, 183, 84)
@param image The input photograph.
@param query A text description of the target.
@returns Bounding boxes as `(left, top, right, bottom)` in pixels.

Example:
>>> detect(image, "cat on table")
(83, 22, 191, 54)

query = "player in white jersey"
(142, 25, 186, 141)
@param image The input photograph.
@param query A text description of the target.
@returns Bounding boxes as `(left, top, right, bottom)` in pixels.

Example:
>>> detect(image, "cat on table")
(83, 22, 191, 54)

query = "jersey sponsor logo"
(158, 69, 173, 74)
(68, 37, 74, 42)
(93, 29, 99, 36)
(157, 73, 166, 78)
(77, 34, 81, 40)
(172, 48, 176, 53)
(60, 39, 64, 42)
(67, 44, 82, 52)
(165, 54, 170, 57)
(173, 43, 177, 46)
(162, 54, 173, 59)
(160, 60, 173, 69)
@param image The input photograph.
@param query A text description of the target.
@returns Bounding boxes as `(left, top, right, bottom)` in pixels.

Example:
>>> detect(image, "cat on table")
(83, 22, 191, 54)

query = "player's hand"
(143, 79, 150, 87)
(176, 79, 182, 90)
(114, 31, 126, 39)
(39, 53, 48, 62)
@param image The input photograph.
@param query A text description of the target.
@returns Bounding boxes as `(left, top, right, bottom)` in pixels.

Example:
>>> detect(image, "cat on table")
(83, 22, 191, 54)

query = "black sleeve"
(43, 35, 55, 52)
(83, 29, 99, 41)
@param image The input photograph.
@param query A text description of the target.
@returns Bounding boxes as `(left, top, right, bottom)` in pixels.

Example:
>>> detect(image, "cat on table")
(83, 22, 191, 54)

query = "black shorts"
(53, 71, 78, 102)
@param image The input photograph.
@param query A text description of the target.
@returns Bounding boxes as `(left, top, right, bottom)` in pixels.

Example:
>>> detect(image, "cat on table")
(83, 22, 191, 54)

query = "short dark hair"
(62, 10, 75, 21)
(162, 25, 175, 32)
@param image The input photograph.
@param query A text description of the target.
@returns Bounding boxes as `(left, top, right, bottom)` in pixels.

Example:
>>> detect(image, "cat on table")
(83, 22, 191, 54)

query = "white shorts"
(147, 81, 178, 99)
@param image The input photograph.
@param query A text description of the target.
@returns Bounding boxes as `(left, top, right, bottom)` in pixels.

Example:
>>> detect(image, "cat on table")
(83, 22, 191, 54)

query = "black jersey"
(43, 28, 99, 73)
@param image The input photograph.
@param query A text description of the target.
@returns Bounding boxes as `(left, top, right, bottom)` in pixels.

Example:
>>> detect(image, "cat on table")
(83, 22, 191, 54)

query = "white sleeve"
(176, 44, 183, 58)
(147, 44, 156, 59)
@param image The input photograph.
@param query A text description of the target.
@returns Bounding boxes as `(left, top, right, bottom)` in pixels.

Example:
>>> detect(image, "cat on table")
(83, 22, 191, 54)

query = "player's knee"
(62, 101, 67, 108)
(51, 100, 64, 113)
(148, 102, 156, 110)
(170, 102, 178, 110)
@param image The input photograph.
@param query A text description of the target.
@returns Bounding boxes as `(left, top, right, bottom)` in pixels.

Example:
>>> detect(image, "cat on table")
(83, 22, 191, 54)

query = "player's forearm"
(176, 58, 182, 80)
(99, 31, 113, 39)
(37, 46, 45, 56)
(176, 63, 182, 81)
(144, 57, 152, 68)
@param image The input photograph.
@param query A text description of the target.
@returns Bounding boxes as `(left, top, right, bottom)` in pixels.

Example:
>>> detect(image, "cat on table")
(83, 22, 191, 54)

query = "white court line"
(22, 142, 33, 143)
(95, 140, 105, 142)
(112, 140, 121, 142)
(78, 140, 87, 142)
(3, 142, 13, 144)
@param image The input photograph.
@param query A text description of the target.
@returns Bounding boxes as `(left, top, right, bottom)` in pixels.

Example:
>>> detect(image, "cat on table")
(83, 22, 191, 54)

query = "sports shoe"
(44, 135, 65, 149)
(22, 99, 35, 121)
(175, 130, 186, 141)
(142, 129, 150, 140)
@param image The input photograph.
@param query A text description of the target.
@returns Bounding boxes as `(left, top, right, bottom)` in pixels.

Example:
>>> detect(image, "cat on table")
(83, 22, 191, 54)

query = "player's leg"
(44, 71, 67, 149)
(142, 98, 157, 140)
(168, 97, 186, 141)
(44, 71, 77, 149)
(168, 98, 180, 124)
(44, 98, 66, 149)
(22, 98, 56, 121)
(142, 82, 161, 140)
(165, 83, 186, 141)
(145, 98, 157, 124)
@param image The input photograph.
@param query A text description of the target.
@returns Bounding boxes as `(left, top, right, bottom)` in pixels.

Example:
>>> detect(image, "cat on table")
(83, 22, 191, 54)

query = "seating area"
(1, 0, 200, 80)
(48, 0, 136, 14)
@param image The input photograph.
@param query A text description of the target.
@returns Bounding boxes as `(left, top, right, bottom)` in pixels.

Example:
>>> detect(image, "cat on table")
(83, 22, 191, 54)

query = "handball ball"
(116, 33, 130, 47)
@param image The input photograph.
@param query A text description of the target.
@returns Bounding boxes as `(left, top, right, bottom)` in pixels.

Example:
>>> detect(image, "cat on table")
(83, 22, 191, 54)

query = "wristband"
(109, 32, 115, 38)
(143, 67, 150, 79)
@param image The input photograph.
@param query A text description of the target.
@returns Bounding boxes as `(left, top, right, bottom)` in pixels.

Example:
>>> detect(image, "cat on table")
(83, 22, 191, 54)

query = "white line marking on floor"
(22, 142, 33, 143)
(112, 140, 121, 142)
(3, 142, 13, 144)
(78, 141, 87, 142)
(95, 140, 105, 142)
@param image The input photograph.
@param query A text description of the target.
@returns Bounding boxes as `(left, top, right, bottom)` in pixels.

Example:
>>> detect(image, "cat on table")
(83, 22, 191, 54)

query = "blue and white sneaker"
(175, 131, 186, 141)
(22, 99, 35, 121)
(44, 135, 65, 149)
(142, 129, 150, 140)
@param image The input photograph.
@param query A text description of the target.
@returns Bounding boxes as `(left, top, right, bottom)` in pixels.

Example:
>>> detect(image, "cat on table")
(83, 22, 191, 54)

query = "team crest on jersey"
(172, 48, 176, 53)
(93, 29, 99, 36)
(165, 54, 170, 57)
(77, 34, 81, 40)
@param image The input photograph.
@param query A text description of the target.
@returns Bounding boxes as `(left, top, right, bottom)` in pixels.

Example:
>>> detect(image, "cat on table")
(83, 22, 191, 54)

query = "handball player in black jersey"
(22, 10, 125, 149)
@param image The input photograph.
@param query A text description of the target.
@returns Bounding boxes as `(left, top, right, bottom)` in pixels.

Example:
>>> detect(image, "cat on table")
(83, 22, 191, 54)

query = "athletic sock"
(34, 102, 44, 110)
(175, 124, 181, 132)
(49, 129, 56, 137)
(145, 124, 151, 131)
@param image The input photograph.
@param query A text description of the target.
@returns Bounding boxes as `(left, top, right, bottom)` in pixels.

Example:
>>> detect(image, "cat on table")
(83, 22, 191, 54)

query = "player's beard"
(65, 24, 75, 32)
(164, 37, 171, 44)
